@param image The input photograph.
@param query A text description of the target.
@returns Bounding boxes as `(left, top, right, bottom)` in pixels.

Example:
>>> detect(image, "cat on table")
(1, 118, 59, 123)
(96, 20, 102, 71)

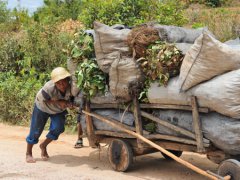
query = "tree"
(33, 0, 83, 23)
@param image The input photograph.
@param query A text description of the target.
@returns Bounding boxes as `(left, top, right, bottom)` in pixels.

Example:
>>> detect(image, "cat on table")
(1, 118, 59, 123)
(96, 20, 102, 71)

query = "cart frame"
(82, 96, 238, 179)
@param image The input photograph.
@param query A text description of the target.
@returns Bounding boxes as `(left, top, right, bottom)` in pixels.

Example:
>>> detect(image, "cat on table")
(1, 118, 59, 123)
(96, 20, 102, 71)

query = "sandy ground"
(0, 123, 219, 180)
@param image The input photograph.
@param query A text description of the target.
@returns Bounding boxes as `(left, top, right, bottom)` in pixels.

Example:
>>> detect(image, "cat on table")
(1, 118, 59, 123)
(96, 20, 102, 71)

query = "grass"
(185, 5, 240, 41)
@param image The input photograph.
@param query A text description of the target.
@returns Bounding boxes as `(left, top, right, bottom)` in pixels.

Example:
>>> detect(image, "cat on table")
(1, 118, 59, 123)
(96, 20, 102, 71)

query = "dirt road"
(0, 123, 219, 180)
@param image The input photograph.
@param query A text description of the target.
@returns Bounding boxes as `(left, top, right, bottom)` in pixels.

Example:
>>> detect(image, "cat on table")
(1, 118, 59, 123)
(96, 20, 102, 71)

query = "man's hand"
(58, 100, 69, 109)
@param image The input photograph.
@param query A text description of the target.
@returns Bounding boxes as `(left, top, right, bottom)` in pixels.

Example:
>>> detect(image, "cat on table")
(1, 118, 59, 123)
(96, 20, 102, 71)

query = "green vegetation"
(0, 0, 239, 127)
(79, 0, 187, 28)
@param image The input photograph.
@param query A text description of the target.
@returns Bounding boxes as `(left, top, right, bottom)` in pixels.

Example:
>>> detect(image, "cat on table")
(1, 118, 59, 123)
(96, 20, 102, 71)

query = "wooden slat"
(85, 101, 97, 147)
(154, 141, 197, 152)
(191, 96, 205, 153)
(145, 134, 209, 147)
(133, 95, 144, 148)
(140, 104, 209, 113)
(90, 103, 209, 113)
(95, 130, 134, 138)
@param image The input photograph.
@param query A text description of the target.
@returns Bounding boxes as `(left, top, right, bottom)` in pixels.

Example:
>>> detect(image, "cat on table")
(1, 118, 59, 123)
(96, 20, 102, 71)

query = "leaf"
(77, 72, 84, 87)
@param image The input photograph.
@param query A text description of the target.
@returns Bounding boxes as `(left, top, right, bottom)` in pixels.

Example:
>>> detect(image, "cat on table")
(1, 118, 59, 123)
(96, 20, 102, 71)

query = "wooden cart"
(82, 96, 240, 180)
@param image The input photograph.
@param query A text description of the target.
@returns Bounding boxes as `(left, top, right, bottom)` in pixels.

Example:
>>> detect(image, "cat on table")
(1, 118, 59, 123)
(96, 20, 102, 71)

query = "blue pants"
(26, 104, 67, 144)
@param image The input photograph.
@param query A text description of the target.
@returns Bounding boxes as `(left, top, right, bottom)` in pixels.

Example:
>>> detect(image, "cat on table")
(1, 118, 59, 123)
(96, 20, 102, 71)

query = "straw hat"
(51, 67, 71, 83)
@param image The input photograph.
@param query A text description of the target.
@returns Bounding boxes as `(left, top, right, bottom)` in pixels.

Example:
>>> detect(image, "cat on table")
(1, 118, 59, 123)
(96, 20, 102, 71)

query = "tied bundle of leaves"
(76, 59, 106, 98)
(137, 41, 183, 87)
(68, 30, 94, 62)
(127, 25, 160, 59)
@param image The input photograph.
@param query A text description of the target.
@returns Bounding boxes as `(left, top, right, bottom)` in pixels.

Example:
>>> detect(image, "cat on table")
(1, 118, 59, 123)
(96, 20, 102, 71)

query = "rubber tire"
(108, 139, 133, 172)
(218, 159, 240, 180)
(161, 150, 183, 160)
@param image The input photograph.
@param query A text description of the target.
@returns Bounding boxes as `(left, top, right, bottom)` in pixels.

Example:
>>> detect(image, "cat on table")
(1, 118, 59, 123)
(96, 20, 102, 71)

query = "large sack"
(148, 69, 240, 119)
(147, 78, 190, 105)
(80, 109, 134, 133)
(155, 109, 240, 155)
(94, 21, 131, 73)
(90, 91, 118, 104)
(178, 32, 240, 91)
(153, 24, 204, 43)
(190, 69, 240, 119)
(109, 55, 143, 102)
(66, 58, 80, 96)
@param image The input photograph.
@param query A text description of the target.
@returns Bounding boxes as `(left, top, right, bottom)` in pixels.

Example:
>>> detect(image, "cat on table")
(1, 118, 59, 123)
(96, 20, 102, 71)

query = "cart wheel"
(108, 139, 133, 172)
(161, 150, 182, 160)
(218, 159, 240, 180)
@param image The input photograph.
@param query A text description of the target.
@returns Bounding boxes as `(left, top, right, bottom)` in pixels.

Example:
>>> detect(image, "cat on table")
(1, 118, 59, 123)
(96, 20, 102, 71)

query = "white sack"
(148, 69, 240, 119)
(178, 32, 240, 91)
(93, 21, 131, 73)
(147, 78, 190, 105)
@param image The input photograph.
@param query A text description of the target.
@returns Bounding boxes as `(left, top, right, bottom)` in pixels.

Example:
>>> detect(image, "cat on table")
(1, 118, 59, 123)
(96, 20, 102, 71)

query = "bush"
(23, 22, 70, 72)
(79, 0, 187, 28)
(0, 70, 48, 125)
(0, 32, 25, 73)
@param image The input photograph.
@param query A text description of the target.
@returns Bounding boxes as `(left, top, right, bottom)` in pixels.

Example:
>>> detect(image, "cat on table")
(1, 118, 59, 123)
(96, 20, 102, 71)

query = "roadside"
(0, 123, 218, 180)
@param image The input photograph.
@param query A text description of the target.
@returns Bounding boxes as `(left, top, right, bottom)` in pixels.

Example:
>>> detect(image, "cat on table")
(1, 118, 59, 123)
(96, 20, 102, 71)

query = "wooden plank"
(85, 101, 97, 147)
(132, 141, 199, 155)
(94, 131, 209, 147)
(133, 95, 144, 148)
(155, 141, 197, 152)
(90, 103, 209, 113)
(140, 104, 209, 113)
(145, 134, 209, 147)
(191, 96, 205, 153)
(95, 130, 135, 138)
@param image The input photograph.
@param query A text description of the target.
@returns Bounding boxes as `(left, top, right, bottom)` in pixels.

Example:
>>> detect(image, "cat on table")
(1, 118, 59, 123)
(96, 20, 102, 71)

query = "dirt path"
(0, 123, 219, 180)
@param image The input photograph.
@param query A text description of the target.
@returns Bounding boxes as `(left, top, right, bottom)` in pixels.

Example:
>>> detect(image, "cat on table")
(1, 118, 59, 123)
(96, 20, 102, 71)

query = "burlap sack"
(93, 21, 131, 73)
(109, 55, 143, 102)
(178, 32, 240, 91)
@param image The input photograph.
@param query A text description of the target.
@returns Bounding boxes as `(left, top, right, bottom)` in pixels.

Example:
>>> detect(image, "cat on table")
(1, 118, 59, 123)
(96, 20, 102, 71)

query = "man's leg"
(39, 138, 52, 160)
(26, 144, 35, 163)
(74, 114, 83, 148)
(43, 111, 66, 159)
(26, 105, 49, 163)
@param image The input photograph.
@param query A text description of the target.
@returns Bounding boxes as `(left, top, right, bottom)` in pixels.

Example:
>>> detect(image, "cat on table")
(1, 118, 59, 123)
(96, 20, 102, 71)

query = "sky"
(6, 0, 44, 14)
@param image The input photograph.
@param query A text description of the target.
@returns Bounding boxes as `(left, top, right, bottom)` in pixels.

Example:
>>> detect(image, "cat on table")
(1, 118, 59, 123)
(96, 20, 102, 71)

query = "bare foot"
(39, 144, 49, 161)
(26, 154, 36, 163)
